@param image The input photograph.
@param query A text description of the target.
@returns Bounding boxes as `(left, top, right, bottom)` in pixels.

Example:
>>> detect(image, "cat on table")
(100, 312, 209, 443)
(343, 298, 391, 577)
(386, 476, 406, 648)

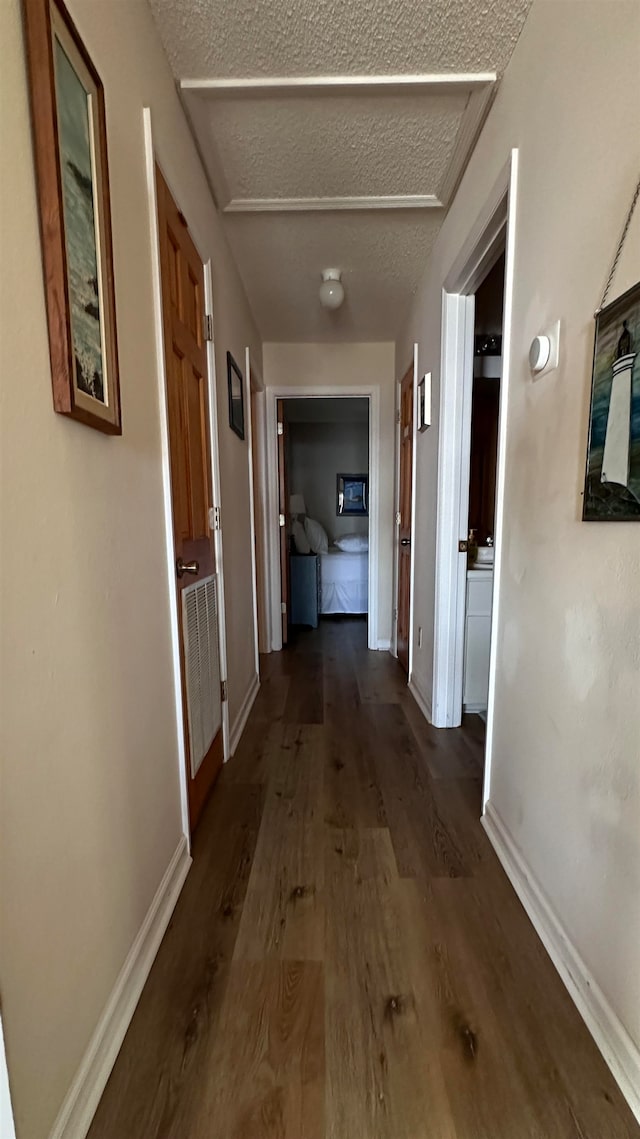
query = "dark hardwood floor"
(88, 618, 638, 1138)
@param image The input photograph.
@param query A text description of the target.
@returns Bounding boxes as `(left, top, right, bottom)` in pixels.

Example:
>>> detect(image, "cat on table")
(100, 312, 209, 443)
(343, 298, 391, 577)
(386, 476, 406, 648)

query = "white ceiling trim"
(437, 84, 497, 205)
(180, 72, 497, 99)
(224, 194, 443, 214)
(180, 71, 497, 214)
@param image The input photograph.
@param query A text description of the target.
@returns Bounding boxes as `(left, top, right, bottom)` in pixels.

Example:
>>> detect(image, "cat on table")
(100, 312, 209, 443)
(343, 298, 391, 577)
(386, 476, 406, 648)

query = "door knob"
(400, 538, 411, 547)
(176, 557, 199, 578)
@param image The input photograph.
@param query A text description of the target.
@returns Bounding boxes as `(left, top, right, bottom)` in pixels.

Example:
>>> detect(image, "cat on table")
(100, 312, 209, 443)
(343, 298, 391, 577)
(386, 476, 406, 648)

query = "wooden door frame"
(264, 386, 381, 652)
(244, 349, 261, 678)
(143, 108, 230, 841)
(392, 344, 418, 677)
(432, 149, 518, 812)
(249, 384, 271, 654)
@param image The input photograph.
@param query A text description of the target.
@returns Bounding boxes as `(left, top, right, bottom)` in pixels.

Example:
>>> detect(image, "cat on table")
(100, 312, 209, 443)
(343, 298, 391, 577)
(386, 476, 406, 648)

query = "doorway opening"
(431, 151, 518, 807)
(463, 252, 505, 724)
(279, 397, 370, 646)
(264, 388, 380, 652)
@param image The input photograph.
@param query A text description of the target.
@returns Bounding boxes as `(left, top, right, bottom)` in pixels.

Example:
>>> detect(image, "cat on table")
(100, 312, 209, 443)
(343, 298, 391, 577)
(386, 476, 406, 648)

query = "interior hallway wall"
(397, 0, 640, 1087)
(263, 342, 395, 646)
(0, 1, 261, 1136)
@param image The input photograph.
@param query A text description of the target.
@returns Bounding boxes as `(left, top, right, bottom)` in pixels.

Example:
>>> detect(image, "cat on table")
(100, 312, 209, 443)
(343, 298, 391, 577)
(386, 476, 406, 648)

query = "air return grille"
(181, 574, 222, 778)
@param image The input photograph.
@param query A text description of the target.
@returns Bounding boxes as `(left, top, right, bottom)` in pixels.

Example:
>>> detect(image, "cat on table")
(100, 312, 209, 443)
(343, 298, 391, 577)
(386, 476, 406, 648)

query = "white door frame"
(408, 343, 419, 680)
(143, 108, 231, 841)
(264, 385, 381, 652)
(432, 149, 518, 806)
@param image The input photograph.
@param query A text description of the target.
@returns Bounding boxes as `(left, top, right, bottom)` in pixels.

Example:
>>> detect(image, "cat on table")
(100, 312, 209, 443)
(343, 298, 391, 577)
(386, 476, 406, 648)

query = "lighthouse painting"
(583, 281, 640, 520)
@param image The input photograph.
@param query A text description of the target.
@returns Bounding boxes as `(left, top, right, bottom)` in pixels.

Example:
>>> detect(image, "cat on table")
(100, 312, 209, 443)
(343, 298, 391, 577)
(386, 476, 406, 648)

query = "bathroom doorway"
(463, 254, 504, 721)
(431, 151, 518, 812)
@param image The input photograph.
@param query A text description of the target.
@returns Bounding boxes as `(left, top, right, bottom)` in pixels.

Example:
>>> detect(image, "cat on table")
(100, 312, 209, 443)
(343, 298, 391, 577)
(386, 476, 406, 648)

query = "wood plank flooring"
(87, 618, 639, 1139)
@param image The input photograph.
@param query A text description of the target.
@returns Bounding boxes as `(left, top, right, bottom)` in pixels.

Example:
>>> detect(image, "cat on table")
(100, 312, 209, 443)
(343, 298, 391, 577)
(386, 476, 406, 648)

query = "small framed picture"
(418, 373, 431, 432)
(226, 351, 245, 440)
(337, 473, 368, 516)
(22, 0, 121, 433)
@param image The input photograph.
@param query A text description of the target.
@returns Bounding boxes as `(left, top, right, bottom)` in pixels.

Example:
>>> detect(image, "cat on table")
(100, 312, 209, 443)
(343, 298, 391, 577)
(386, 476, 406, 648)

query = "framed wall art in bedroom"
(337, 473, 368, 516)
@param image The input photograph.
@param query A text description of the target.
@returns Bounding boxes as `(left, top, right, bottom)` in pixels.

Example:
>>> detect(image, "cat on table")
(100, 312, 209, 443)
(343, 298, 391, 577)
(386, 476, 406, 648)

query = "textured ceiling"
(222, 211, 442, 342)
(148, 0, 532, 342)
(202, 94, 465, 200)
(149, 0, 531, 79)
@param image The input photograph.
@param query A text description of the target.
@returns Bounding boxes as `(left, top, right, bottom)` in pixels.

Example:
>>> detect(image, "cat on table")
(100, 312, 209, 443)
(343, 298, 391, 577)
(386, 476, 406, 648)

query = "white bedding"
(320, 550, 368, 614)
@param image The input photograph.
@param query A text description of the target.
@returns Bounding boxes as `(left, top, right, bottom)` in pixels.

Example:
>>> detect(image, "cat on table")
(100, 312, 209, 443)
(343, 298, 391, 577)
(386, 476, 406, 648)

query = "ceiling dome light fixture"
(319, 268, 344, 310)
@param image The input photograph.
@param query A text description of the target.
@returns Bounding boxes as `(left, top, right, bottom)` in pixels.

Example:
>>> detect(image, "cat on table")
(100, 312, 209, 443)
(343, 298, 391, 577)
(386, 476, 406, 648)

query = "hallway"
(88, 620, 637, 1138)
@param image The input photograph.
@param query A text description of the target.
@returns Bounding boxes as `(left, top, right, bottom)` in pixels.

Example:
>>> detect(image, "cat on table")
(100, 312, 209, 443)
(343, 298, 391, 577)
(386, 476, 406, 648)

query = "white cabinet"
(463, 568, 493, 712)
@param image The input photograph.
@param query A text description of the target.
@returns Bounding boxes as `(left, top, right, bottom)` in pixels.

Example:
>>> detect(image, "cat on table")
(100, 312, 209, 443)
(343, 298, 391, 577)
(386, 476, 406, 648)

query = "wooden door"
(277, 400, 290, 645)
(156, 166, 223, 832)
(397, 365, 414, 675)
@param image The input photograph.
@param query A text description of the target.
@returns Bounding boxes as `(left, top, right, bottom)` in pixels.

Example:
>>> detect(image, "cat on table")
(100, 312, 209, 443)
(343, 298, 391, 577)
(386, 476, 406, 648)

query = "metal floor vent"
(181, 574, 222, 778)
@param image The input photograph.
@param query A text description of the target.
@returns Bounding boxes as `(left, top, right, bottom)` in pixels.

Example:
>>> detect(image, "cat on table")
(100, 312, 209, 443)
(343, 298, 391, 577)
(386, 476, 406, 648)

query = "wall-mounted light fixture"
(529, 320, 561, 378)
(319, 269, 344, 310)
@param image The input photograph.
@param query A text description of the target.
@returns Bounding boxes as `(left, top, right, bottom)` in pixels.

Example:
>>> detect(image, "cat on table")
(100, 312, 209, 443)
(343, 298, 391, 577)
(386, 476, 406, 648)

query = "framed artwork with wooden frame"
(226, 351, 245, 440)
(22, 0, 121, 433)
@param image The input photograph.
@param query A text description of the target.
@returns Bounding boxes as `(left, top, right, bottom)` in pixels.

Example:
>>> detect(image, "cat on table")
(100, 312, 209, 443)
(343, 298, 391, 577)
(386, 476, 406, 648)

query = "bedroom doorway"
(282, 397, 369, 643)
(266, 387, 380, 652)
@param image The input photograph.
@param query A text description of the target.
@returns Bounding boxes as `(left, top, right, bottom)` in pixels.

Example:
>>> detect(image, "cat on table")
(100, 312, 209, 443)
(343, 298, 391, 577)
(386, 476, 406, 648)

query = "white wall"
(289, 419, 369, 541)
(263, 342, 396, 644)
(398, 0, 640, 1090)
(0, 1, 260, 1136)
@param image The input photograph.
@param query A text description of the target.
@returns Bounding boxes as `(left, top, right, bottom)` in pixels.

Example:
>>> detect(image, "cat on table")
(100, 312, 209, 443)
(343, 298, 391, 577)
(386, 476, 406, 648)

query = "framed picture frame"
(418, 372, 431, 432)
(22, 0, 121, 434)
(582, 280, 640, 521)
(337, 473, 368, 516)
(226, 351, 245, 440)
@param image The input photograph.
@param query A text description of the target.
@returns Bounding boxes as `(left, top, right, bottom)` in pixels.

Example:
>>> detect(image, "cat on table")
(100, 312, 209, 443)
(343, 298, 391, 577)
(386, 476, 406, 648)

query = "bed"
(319, 550, 368, 614)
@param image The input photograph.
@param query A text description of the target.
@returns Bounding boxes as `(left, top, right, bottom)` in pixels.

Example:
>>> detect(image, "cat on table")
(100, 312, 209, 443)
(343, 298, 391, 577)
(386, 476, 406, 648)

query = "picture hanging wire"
(596, 173, 640, 316)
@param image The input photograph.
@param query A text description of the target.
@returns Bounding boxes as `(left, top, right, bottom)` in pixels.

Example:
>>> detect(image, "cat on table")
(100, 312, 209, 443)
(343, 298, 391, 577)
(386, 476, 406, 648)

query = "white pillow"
(334, 533, 369, 553)
(304, 516, 329, 554)
(292, 518, 311, 554)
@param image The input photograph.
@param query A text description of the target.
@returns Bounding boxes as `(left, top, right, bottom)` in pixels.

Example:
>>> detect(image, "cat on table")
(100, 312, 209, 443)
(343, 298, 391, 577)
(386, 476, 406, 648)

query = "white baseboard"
(229, 672, 260, 756)
(49, 836, 192, 1139)
(408, 676, 433, 724)
(482, 802, 640, 1124)
(377, 638, 391, 652)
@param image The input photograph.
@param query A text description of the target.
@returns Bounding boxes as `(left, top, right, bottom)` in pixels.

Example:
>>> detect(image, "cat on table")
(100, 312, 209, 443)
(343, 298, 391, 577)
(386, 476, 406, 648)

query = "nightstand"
(289, 554, 320, 628)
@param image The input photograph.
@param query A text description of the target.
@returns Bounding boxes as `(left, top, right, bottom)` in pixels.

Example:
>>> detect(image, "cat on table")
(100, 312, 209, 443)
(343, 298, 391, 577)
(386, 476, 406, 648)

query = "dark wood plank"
(189, 960, 324, 1139)
(87, 621, 639, 1139)
(323, 642, 388, 830)
(434, 874, 638, 1137)
(234, 725, 324, 961)
(284, 650, 324, 724)
(325, 829, 455, 1139)
(400, 688, 485, 780)
(87, 786, 261, 1138)
(367, 703, 470, 878)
